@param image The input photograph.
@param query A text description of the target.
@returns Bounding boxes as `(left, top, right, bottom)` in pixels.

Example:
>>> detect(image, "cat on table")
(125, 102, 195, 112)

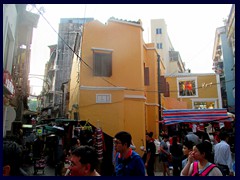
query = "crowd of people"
(145, 128, 234, 176)
(113, 128, 235, 177)
(3, 126, 235, 176)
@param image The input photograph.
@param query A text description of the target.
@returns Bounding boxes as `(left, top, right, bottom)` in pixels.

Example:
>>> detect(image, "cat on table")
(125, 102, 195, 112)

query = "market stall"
(162, 108, 233, 126)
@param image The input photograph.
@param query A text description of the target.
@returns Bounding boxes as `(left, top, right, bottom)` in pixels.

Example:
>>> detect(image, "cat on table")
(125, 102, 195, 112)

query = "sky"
(29, 4, 232, 95)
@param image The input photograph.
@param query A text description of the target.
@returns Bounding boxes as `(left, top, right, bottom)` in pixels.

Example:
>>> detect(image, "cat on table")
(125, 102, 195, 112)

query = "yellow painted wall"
(69, 19, 148, 154)
(166, 74, 219, 109)
(68, 53, 80, 116)
(143, 43, 160, 139)
(124, 98, 146, 156)
(79, 89, 125, 134)
(197, 75, 218, 98)
(80, 20, 144, 91)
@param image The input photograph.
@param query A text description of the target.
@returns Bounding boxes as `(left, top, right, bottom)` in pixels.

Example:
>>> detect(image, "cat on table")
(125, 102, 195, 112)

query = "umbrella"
(44, 125, 64, 134)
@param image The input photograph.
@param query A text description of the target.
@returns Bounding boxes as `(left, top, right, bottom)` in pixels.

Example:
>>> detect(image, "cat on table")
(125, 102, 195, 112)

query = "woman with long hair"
(181, 141, 222, 176)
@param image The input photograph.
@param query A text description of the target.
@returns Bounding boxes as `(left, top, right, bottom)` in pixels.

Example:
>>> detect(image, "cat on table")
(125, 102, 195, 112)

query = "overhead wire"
(35, 5, 118, 88)
(34, 6, 91, 70)
(33, 5, 234, 96)
(183, 39, 214, 64)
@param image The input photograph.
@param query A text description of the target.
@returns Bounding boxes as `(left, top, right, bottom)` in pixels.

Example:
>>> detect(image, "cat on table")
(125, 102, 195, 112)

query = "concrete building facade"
(212, 26, 235, 113)
(151, 19, 186, 75)
(3, 4, 39, 136)
(40, 18, 94, 118)
(226, 4, 235, 102)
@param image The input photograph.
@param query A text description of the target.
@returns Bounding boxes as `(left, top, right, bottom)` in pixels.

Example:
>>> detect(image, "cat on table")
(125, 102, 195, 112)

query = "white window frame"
(177, 77, 198, 98)
(157, 43, 162, 49)
(156, 28, 162, 34)
(96, 94, 112, 103)
(191, 98, 218, 109)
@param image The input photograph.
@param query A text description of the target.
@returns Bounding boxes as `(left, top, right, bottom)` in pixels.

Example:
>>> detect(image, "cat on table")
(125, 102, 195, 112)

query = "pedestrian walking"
(145, 132, 156, 176)
(184, 127, 200, 145)
(68, 145, 100, 176)
(113, 131, 145, 176)
(170, 135, 183, 176)
(214, 131, 234, 176)
(159, 134, 171, 176)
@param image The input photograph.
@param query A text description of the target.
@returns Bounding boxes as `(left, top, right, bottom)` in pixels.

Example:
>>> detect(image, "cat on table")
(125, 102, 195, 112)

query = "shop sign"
(3, 70, 15, 95)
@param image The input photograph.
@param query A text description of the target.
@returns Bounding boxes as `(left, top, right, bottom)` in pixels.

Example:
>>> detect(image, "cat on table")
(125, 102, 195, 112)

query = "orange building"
(68, 18, 164, 154)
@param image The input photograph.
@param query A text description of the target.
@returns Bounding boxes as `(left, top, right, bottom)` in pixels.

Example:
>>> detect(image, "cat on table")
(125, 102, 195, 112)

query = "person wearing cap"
(145, 132, 156, 176)
(113, 131, 145, 176)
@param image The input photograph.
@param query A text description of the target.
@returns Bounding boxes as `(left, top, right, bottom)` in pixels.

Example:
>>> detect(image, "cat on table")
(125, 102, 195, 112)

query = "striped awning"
(162, 108, 233, 125)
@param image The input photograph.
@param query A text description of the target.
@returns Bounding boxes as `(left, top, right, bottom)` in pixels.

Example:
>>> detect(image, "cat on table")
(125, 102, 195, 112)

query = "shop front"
(161, 108, 234, 139)
(3, 70, 16, 137)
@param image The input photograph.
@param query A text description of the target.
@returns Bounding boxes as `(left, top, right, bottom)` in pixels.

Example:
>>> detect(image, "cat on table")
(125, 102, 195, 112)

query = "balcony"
(169, 51, 179, 61)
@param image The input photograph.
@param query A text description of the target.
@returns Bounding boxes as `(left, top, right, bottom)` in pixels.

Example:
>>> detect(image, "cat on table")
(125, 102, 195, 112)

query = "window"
(156, 28, 162, 34)
(157, 43, 163, 49)
(144, 67, 150, 86)
(177, 77, 198, 98)
(193, 102, 215, 109)
(93, 51, 112, 77)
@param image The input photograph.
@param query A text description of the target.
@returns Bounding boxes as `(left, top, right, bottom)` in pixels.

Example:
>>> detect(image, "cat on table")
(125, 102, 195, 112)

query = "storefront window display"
(178, 78, 198, 97)
(193, 102, 215, 109)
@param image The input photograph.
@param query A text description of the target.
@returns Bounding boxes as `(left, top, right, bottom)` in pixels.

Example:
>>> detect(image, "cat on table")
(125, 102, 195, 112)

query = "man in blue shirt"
(114, 131, 145, 176)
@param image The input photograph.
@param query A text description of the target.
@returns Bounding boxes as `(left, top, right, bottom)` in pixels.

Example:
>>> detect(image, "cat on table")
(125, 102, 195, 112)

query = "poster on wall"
(178, 80, 197, 97)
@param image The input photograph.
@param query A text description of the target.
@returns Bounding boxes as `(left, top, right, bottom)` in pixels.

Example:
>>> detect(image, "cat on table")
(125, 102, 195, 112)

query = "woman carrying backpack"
(180, 141, 222, 176)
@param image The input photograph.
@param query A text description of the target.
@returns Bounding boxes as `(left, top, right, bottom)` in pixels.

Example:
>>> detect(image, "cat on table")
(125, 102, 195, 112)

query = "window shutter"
(93, 51, 112, 77)
(164, 82, 170, 97)
(144, 67, 150, 86)
(159, 76, 166, 93)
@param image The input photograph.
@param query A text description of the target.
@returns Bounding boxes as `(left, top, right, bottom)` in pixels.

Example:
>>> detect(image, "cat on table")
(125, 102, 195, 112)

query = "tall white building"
(151, 19, 186, 75)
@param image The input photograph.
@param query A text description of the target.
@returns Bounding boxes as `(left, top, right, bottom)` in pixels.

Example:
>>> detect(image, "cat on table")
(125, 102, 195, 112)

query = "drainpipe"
(157, 54, 162, 132)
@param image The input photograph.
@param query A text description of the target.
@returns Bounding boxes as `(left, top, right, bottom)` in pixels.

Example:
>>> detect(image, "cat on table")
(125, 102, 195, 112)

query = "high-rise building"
(151, 19, 186, 75)
(212, 4, 235, 113)
(41, 18, 94, 118)
(212, 25, 235, 113)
